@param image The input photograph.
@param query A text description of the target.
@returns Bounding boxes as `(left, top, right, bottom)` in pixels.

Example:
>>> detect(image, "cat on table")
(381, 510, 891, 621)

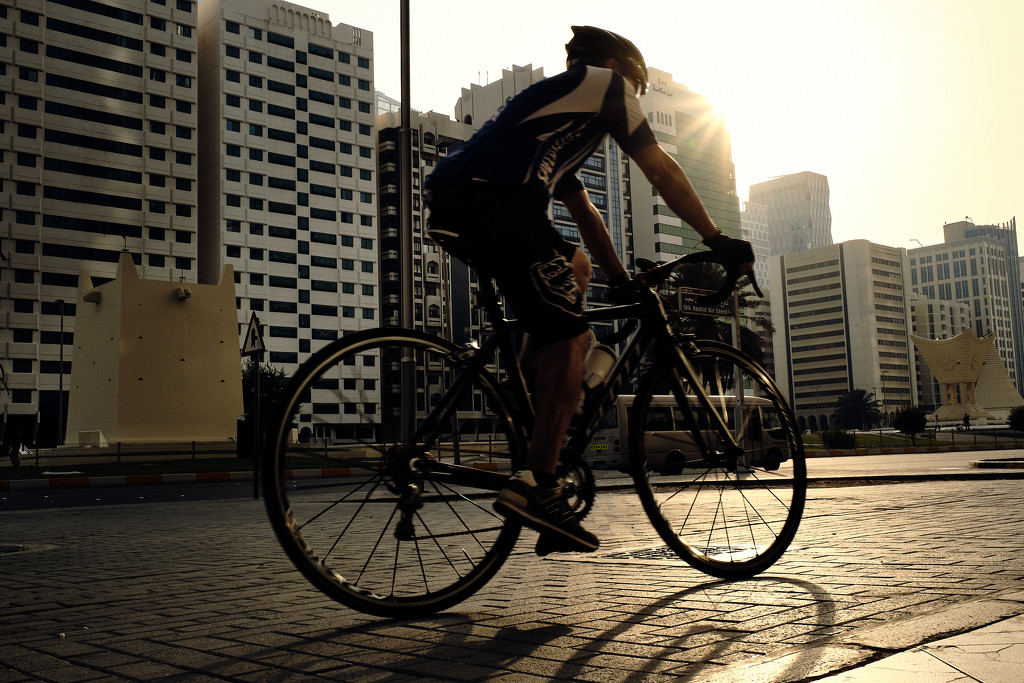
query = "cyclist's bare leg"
(523, 331, 588, 473)
(521, 248, 592, 474)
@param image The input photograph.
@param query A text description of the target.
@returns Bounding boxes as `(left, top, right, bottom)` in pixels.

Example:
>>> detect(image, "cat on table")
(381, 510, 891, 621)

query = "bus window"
(647, 407, 674, 431)
(599, 408, 618, 429)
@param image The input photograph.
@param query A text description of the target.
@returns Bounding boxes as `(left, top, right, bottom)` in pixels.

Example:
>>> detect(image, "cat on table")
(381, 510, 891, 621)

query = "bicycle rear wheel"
(630, 339, 806, 579)
(263, 328, 526, 617)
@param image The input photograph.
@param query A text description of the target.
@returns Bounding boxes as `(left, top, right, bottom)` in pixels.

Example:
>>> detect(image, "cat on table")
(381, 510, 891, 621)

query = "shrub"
(822, 428, 856, 449)
(1007, 405, 1024, 432)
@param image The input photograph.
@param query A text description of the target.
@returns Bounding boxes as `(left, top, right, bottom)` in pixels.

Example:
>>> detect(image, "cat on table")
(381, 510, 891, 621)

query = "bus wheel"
(763, 446, 783, 471)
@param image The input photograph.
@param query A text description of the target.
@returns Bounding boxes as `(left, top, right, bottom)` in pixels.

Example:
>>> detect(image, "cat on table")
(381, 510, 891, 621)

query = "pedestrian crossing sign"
(241, 312, 266, 357)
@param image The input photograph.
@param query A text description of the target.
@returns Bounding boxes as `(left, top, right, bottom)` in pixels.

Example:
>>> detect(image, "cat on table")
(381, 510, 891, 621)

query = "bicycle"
(263, 249, 806, 618)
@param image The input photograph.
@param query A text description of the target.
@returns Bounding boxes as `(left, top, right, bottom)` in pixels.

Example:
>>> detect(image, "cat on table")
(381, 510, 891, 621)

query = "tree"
(831, 389, 883, 430)
(891, 405, 927, 445)
(241, 360, 290, 443)
(242, 359, 288, 415)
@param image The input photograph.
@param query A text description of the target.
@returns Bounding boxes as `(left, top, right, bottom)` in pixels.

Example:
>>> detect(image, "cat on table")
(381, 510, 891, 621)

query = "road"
(2, 475, 1024, 681)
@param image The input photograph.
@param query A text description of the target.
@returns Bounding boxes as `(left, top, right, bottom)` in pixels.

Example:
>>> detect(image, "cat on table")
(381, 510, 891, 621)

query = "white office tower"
(749, 172, 832, 257)
(630, 68, 741, 260)
(0, 0, 199, 445)
(769, 241, 917, 431)
(741, 200, 771, 288)
(197, 0, 378, 441)
(907, 218, 1021, 388)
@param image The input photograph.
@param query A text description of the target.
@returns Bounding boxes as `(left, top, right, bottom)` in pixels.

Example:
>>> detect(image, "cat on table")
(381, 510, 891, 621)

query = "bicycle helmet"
(565, 25, 648, 95)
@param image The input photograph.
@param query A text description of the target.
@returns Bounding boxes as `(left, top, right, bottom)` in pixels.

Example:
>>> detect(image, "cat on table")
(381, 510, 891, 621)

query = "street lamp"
(54, 299, 66, 446)
(880, 373, 887, 426)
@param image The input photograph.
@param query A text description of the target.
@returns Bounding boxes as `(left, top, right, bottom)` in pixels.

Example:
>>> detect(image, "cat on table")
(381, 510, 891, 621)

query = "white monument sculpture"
(911, 329, 1023, 423)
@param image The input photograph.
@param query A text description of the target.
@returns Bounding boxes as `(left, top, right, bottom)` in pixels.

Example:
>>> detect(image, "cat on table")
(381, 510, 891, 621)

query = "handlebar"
(635, 251, 763, 307)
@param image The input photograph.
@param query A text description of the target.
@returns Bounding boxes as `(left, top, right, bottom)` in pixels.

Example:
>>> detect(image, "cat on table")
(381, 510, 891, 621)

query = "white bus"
(586, 394, 791, 473)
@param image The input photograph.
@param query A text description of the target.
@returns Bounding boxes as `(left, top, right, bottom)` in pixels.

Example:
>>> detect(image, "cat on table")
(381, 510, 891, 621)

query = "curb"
(805, 442, 1023, 457)
(0, 462, 503, 492)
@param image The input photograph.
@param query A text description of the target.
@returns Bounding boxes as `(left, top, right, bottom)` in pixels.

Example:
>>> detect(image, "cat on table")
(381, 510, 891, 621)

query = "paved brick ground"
(2, 479, 1023, 681)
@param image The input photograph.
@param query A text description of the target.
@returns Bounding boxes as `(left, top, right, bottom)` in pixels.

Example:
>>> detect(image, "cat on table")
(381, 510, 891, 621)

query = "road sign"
(241, 313, 266, 357)
(676, 286, 733, 317)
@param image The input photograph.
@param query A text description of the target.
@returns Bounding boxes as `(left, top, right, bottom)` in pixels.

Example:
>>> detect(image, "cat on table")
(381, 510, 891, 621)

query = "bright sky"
(321, 0, 1024, 254)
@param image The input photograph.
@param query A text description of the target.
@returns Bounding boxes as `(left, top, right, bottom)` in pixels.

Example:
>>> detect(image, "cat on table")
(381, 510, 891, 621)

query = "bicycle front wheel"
(263, 328, 526, 617)
(630, 339, 806, 579)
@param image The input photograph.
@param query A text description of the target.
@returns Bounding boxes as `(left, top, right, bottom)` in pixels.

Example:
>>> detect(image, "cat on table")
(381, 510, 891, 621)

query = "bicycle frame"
(569, 291, 739, 462)
(408, 271, 739, 488)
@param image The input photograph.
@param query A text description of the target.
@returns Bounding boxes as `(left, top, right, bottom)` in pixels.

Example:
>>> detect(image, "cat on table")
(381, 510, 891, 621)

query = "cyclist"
(425, 26, 755, 554)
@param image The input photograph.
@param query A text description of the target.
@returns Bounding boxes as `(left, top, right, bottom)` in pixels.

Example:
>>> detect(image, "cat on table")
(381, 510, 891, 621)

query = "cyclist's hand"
(608, 273, 645, 305)
(703, 233, 755, 275)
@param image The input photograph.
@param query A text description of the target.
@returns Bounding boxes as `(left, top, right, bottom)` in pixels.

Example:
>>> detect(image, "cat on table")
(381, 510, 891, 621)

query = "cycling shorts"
(426, 181, 588, 345)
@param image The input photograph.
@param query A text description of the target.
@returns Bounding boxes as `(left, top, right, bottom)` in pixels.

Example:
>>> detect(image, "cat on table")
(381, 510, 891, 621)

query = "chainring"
(556, 450, 596, 521)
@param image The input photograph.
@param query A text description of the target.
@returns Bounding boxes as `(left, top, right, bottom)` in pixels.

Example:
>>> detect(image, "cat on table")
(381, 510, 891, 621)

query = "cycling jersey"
(426, 64, 657, 202)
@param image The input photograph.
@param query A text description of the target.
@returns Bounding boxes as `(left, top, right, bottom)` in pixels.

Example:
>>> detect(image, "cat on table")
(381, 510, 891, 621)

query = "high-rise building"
(749, 172, 832, 257)
(741, 200, 770, 287)
(630, 68, 741, 260)
(907, 218, 1020, 387)
(943, 218, 1022, 388)
(1, 0, 199, 445)
(375, 110, 473, 339)
(197, 0, 378, 441)
(453, 64, 545, 128)
(769, 240, 917, 430)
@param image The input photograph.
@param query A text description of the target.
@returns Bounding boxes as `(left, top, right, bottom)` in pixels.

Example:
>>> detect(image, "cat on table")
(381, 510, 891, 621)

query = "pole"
(253, 354, 261, 500)
(56, 299, 64, 446)
(398, 0, 416, 441)
(731, 291, 746, 466)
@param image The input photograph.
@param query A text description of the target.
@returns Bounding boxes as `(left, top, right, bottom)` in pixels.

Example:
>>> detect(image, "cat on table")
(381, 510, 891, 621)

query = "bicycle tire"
(263, 328, 526, 617)
(630, 339, 806, 579)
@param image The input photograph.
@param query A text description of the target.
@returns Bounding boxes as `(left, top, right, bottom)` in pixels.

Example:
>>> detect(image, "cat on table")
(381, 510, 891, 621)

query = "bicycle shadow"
(544, 575, 839, 681)
(188, 575, 836, 681)
(337, 574, 838, 681)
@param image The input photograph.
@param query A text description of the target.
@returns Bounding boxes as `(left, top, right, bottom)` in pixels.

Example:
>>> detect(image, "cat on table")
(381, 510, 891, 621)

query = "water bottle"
(576, 343, 616, 414)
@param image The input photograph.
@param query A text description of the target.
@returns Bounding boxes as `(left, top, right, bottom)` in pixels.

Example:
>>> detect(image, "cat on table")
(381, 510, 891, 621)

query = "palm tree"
(832, 389, 883, 430)
(668, 261, 773, 365)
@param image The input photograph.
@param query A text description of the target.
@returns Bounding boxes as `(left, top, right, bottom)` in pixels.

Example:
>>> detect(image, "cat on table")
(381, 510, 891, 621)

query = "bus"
(585, 394, 791, 473)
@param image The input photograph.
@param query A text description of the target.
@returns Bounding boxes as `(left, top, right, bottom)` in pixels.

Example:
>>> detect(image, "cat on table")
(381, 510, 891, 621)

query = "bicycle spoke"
(632, 340, 806, 578)
(263, 330, 523, 616)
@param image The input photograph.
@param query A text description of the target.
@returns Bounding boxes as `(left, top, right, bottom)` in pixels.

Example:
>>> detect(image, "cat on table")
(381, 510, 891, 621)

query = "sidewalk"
(696, 591, 1024, 682)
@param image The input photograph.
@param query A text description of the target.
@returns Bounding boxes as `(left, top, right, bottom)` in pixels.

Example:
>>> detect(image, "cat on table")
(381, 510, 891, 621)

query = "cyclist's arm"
(630, 143, 720, 241)
(560, 189, 628, 281)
